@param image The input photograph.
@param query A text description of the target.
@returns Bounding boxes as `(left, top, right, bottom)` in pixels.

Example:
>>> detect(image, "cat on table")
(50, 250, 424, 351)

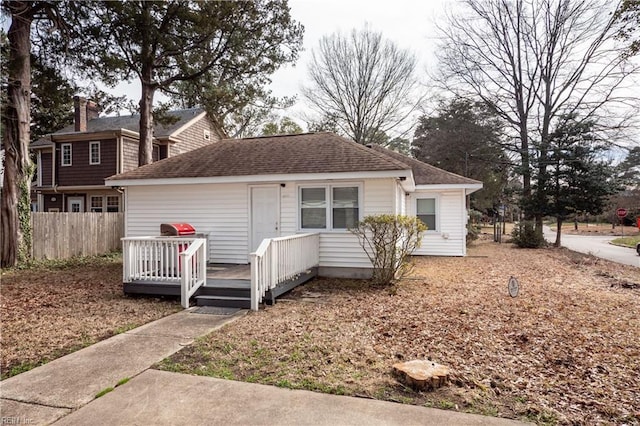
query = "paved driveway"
(544, 227, 639, 267)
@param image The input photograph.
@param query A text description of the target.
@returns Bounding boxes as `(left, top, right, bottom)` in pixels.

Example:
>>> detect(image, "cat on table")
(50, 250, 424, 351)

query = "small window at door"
(416, 198, 437, 231)
(89, 141, 100, 165)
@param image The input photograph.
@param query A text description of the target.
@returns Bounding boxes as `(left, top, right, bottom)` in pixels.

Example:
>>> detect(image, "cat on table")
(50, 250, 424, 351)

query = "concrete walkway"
(1, 309, 527, 426)
(0, 308, 246, 425)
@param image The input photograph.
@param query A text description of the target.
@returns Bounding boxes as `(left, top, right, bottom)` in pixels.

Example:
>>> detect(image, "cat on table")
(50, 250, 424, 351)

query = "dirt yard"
(0, 255, 180, 379)
(158, 238, 640, 425)
(559, 223, 639, 237)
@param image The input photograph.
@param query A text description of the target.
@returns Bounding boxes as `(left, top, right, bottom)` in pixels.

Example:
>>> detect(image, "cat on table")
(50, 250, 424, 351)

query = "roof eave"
(415, 183, 483, 192)
(107, 169, 413, 187)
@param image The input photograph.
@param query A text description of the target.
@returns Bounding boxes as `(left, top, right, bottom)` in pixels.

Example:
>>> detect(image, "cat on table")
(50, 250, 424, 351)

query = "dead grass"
(0, 254, 181, 379)
(158, 238, 640, 425)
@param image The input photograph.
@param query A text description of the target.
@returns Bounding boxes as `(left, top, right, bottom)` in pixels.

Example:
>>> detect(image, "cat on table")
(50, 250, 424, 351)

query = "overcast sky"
(268, 0, 449, 125)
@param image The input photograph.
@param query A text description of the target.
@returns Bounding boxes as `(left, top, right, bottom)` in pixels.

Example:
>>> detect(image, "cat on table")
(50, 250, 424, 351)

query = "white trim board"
(107, 170, 414, 187)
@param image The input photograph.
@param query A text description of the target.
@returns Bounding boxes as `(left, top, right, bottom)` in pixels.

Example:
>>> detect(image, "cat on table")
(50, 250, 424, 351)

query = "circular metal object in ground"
(508, 276, 519, 297)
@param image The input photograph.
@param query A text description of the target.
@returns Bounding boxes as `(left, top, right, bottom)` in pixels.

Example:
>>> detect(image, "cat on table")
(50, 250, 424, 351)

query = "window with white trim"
(90, 196, 103, 212)
(61, 143, 72, 166)
(106, 196, 120, 212)
(299, 185, 360, 230)
(416, 198, 437, 231)
(89, 141, 100, 165)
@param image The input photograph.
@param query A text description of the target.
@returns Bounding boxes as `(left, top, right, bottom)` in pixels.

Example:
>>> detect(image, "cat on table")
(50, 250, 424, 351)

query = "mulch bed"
(158, 238, 640, 425)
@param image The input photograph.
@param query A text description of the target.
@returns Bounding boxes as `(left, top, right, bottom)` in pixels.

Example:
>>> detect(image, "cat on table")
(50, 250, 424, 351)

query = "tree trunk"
(1, 4, 34, 267)
(138, 81, 155, 166)
(554, 218, 563, 247)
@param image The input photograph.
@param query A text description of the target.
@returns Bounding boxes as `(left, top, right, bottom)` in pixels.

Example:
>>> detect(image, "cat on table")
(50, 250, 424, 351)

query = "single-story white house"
(107, 132, 482, 280)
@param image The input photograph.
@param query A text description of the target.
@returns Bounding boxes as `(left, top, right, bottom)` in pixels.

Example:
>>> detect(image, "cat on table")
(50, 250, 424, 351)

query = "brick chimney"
(74, 96, 88, 132)
(86, 100, 100, 121)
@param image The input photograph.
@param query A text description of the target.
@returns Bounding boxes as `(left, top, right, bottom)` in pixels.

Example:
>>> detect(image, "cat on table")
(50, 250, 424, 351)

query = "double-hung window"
(416, 198, 437, 231)
(90, 196, 103, 212)
(300, 185, 360, 230)
(61, 143, 72, 166)
(106, 196, 120, 212)
(89, 141, 101, 165)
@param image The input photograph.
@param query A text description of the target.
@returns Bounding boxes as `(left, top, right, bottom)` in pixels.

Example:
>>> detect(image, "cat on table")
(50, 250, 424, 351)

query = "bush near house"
(350, 214, 427, 286)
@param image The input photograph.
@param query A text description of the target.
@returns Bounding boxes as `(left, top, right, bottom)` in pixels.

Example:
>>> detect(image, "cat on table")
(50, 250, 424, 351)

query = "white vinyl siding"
(125, 183, 249, 263)
(410, 189, 466, 256)
(123, 177, 467, 268)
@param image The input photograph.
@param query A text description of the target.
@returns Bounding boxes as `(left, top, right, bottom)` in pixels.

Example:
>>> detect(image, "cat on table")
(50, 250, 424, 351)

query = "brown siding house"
(31, 96, 218, 212)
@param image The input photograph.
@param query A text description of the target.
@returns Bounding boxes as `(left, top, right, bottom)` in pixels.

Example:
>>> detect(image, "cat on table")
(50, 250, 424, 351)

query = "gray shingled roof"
(107, 133, 482, 186)
(107, 133, 410, 181)
(368, 144, 482, 186)
(47, 108, 204, 139)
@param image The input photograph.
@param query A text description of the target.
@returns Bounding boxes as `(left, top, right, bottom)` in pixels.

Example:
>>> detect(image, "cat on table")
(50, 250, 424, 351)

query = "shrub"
(511, 221, 546, 248)
(466, 209, 483, 245)
(350, 214, 427, 286)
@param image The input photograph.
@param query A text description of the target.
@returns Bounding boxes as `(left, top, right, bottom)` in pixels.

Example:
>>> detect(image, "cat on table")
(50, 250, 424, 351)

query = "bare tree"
(303, 27, 420, 144)
(436, 0, 639, 239)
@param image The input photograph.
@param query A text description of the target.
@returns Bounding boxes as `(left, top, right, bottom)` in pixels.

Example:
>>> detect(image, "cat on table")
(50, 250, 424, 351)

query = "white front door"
(67, 197, 84, 213)
(251, 186, 279, 252)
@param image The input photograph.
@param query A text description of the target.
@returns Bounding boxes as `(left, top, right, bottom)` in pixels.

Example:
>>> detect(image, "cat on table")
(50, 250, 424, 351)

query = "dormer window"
(61, 143, 72, 166)
(89, 141, 100, 165)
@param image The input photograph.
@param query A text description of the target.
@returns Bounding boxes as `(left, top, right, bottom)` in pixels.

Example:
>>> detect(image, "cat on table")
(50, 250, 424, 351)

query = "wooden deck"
(124, 264, 316, 309)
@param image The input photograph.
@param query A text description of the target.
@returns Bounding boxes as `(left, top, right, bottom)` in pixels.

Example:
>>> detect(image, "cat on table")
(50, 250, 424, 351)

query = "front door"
(251, 186, 279, 252)
(67, 197, 84, 213)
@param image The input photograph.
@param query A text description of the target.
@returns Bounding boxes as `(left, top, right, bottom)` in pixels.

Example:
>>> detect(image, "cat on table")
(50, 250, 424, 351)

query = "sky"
(267, 0, 449, 126)
(103, 0, 450, 130)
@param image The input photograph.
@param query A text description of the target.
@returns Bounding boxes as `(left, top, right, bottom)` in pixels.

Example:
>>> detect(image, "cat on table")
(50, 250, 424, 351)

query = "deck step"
(197, 286, 250, 298)
(195, 295, 251, 309)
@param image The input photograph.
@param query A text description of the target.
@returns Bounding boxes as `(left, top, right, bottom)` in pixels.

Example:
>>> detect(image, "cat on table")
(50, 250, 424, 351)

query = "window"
(61, 143, 72, 166)
(299, 185, 360, 230)
(301, 187, 327, 229)
(416, 198, 437, 231)
(332, 187, 359, 229)
(106, 196, 120, 212)
(89, 141, 100, 165)
(90, 196, 103, 212)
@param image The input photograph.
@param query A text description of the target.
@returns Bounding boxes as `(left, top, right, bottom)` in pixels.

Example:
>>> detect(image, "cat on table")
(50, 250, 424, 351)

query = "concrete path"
(54, 369, 525, 426)
(1, 308, 527, 426)
(543, 227, 639, 267)
(0, 308, 246, 425)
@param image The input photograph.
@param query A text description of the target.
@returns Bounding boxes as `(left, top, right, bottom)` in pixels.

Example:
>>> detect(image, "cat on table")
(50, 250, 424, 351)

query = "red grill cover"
(160, 223, 196, 236)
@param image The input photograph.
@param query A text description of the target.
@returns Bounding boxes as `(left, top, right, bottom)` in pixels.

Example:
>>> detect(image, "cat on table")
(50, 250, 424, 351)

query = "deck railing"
(179, 238, 207, 308)
(122, 236, 207, 308)
(250, 233, 320, 311)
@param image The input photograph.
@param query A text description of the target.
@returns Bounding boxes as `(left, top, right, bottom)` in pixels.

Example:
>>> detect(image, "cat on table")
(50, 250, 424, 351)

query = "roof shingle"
(107, 132, 481, 187)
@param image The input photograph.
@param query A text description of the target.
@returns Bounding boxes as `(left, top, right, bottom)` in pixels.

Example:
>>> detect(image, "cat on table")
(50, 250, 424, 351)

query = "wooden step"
(197, 286, 250, 298)
(195, 295, 251, 309)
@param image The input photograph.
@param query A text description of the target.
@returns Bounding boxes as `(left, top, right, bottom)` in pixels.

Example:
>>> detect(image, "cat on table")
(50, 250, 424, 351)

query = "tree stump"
(392, 360, 450, 391)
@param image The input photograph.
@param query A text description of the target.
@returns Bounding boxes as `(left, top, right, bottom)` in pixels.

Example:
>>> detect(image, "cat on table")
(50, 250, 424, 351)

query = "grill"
(160, 223, 196, 236)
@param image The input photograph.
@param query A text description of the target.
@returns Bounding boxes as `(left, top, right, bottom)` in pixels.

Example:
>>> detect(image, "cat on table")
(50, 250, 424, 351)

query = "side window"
(300, 187, 327, 229)
(417, 198, 437, 231)
(89, 141, 100, 165)
(61, 144, 72, 166)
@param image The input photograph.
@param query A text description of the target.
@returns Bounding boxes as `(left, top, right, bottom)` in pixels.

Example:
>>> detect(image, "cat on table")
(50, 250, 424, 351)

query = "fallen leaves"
(159, 238, 640, 425)
(0, 256, 180, 378)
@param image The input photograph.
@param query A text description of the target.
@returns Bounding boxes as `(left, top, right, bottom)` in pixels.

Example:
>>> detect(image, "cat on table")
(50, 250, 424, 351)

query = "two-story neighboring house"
(31, 96, 218, 212)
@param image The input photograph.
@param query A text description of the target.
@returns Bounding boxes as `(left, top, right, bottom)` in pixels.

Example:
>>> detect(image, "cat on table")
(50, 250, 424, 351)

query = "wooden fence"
(31, 212, 125, 260)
